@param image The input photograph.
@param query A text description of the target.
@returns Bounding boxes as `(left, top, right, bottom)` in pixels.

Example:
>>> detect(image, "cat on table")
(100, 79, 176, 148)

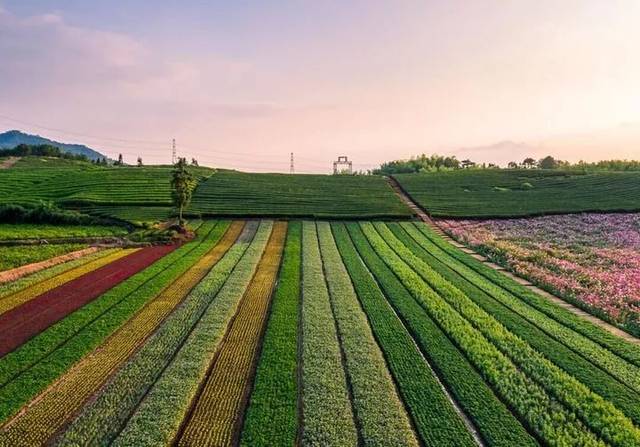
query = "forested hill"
(0, 130, 106, 161)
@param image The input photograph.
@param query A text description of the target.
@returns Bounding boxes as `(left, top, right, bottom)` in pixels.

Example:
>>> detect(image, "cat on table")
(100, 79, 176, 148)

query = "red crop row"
(0, 244, 176, 357)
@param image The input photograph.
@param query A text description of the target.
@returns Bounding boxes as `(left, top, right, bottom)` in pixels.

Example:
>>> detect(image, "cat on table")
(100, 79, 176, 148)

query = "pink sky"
(1, 1, 639, 172)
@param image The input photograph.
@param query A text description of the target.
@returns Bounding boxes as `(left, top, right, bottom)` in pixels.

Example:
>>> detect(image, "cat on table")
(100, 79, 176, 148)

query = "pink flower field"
(439, 213, 640, 336)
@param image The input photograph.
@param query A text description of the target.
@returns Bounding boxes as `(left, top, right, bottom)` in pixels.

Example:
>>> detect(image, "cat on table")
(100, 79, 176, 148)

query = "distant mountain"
(0, 130, 107, 161)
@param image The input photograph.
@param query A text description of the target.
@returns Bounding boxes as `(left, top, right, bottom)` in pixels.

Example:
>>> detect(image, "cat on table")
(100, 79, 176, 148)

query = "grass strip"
(0, 221, 243, 446)
(110, 221, 270, 447)
(177, 221, 284, 446)
(393, 222, 640, 425)
(57, 221, 263, 446)
(240, 221, 301, 447)
(361, 222, 603, 446)
(0, 222, 215, 423)
(415, 222, 640, 368)
(300, 221, 357, 446)
(0, 248, 134, 315)
(317, 222, 418, 447)
(343, 223, 536, 447)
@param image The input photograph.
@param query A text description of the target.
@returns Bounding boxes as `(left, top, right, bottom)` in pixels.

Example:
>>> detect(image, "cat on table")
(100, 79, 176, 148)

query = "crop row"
(0, 243, 87, 272)
(0, 223, 128, 240)
(378, 222, 640, 444)
(0, 248, 125, 314)
(0, 221, 211, 423)
(342, 223, 536, 446)
(392, 222, 640, 425)
(177, 221, 285, 446)
(0, 245, 174, 357)
(413, 222, 640, 368)
(0, 221, 243, 446)
(300, 221, 358, 446)
(57, 221, 264, 445)
(361, 222, 603, 446)
(110, 221, 269, 447)
(0, 247, 116, 299)
(316, 222, 418, 446)
(371, 222, 640, 446)
(240, 221, 301, 447)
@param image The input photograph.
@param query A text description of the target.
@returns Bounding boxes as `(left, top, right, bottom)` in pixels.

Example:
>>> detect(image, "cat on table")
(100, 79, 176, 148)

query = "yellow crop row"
(0, 248, 135, 316)
(177, 221, 287, 447)
(0, 221, 246, 447)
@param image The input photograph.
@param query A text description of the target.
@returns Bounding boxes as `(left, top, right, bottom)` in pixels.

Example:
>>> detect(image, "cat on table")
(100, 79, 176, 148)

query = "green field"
(0, 243, 86, 271)
(394, 169, 640, 217)
(0, 157, 214, 223)
(0, 224, 127, 240)
(189, 171, 412, 218)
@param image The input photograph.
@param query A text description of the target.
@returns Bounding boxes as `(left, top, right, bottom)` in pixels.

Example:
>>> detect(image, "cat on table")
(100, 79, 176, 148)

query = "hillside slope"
(395, 169, 640, 217)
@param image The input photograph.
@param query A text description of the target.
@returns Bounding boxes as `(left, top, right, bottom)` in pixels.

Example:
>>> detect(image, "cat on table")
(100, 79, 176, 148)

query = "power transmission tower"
(290, 152, 295, 174)
(172, 138, 176, 164)
(333, 155, 353, 174)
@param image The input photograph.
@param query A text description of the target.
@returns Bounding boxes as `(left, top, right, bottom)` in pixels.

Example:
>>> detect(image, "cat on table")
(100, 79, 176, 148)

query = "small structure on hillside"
(333, 155, 353, 174)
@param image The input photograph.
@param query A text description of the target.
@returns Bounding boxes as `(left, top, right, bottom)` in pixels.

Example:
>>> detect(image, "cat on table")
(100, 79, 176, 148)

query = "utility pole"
(290, 152, 295, 174)
(172, 138, 177, 165)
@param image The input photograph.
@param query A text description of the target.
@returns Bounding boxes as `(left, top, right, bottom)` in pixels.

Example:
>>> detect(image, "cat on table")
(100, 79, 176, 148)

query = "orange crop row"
(177, 221, 287, 447)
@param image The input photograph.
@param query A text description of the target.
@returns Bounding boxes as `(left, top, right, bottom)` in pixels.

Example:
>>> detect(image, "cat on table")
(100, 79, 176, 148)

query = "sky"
(1, 0, 639, 172)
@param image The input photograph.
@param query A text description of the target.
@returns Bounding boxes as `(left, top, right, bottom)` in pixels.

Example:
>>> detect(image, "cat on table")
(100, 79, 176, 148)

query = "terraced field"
(189, 171, 413, 218)
(0, 157, 214, 223)
(394, 169, 640, 217)
(0, 219, 638, 446)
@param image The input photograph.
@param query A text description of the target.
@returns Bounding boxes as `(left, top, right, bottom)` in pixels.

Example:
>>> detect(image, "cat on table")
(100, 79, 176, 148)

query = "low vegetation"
(395, 169, 640, 217)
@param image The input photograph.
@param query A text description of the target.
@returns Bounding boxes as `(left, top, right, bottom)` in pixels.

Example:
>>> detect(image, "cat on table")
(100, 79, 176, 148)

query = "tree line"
(373, 153, 640, 174)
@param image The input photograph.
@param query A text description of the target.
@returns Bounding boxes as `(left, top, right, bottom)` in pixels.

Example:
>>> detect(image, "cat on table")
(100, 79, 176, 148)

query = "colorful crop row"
(394, 222, 640, 425)
(413, 222, 640, 368)
(240, 221, 301, 447)
(110, 221, 267, 447)
(0, 245, 173, 356)
(177, 221, 285, 446)
(57, 221, 262, 446)
(0, 243, 87, 272)
(0, 221, 241, 445)
(317, 222, 418, 446)
(361, 222, 604, 446)
(437, 213, 640, 336)
(0, 247, 114, 298)
(341, 223, 536, 447)
(0, 247, 124, 314)
(300, 221, 358, 446)
(0, 221, 212, 423)
(371, 222, 640, 446)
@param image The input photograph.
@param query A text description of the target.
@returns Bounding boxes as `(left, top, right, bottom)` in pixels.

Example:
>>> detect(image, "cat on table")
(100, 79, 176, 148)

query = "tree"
(117, 154, 124, 166)
(191, 158, 199, 167)
(137, 156, 143, 167)
(507, 161, 518, 169)
(171, 157, 196, 227)
(522, 157, 536, 168)
(538, 155, 557, 169)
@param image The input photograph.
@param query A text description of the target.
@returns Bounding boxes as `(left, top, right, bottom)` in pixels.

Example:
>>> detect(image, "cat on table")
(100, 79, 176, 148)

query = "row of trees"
(0, 144, 90, 161)
(375, 153, 640, 174)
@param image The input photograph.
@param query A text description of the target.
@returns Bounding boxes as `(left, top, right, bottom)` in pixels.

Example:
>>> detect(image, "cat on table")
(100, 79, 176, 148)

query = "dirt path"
(0, 157, 18, 169)
(385, 176, 640, 345)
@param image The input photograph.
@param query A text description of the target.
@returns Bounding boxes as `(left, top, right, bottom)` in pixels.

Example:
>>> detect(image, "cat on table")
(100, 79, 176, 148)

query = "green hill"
(188, 171, 413, 218)
(394, 169, 640, 217)
(0, 158, 412, 222)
